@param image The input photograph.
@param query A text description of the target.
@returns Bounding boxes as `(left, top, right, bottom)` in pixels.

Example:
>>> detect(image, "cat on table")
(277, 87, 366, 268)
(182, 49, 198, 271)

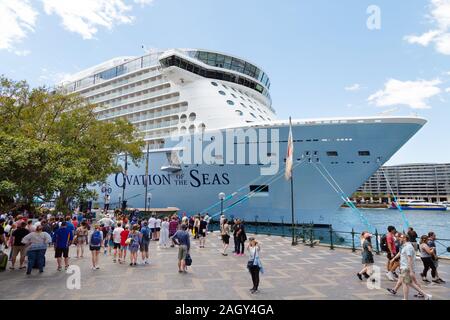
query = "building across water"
(357, 163, 450, 203)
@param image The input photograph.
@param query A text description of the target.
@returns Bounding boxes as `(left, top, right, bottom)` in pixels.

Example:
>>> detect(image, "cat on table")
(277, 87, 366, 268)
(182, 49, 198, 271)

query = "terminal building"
(356, 163, 450, 203)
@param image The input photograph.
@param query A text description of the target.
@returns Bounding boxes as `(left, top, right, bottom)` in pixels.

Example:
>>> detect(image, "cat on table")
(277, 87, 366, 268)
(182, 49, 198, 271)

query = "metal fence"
(208, 219, 450, 258)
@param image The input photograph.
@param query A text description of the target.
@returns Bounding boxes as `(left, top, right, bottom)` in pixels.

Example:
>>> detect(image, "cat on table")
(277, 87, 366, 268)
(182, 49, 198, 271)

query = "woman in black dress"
(357, 232, 375, 281)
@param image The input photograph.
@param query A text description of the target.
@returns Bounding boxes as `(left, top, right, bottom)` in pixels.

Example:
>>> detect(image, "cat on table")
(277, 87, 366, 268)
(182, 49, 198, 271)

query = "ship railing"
(207, 219, 450, 258)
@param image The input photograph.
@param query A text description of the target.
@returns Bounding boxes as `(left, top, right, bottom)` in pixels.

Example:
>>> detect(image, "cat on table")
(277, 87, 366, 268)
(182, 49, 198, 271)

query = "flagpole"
(144, 143, 150, 213)
(122, 152, 128, 213)
(289, 117, 296, 246)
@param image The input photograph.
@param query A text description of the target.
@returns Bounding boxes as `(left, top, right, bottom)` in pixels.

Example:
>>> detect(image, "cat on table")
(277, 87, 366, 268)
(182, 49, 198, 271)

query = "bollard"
(255, 216, 258, 235)
(375, 229, 380, 255)
(281, 217, 285, 237)
(310, 222, 314, 248)
(351, 228, 356, 252)
(267, 219, 271, 236)
(329, 224, 334, 250)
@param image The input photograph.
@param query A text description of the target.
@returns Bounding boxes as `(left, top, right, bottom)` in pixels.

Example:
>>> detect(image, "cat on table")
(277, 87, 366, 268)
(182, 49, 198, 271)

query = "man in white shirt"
(112, 222, 124, 263)
(155, 217, 161, 241)
(387, 233, 432, 300)
(98, 214, 114, 228)
(148, 216, 156, 240)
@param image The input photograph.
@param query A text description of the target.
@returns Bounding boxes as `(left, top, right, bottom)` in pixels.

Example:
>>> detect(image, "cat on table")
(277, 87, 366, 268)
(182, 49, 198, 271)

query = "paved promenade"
(0, 233, 449, 300)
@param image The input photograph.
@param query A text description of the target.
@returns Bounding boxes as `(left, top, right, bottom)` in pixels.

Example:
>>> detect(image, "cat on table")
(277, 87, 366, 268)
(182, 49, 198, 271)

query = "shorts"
(55, 247, 69, 258)
(121, 245, 128, 251)
(155, 227, 160, 232)
(90, 246, 101, 251)
(140, 242, 149, 252)
(113, 242, 121, 249)
(12, 245, 27, 258)
(178, 245, 188, 260)
(400, 268, 412, 284)
(222, 234, 230, 244)
(150, 228, 155, 233)
(387, 252, 399, 261)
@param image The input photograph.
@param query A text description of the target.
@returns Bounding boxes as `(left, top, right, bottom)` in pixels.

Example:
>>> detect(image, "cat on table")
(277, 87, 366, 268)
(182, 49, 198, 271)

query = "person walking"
(140, 221, 151, 264)
(119, 225, 130, 264)
(198, 216, 207, 248)
(193, 215, 200, 239)
(112, 222, 124, 263)
(427, 232, 445, 284)
(155, 216, 161, 241)
(169, 216, 178, 248)
(21, 225, 52, 275)
(387, 234, 432, 300)
(385, 226, 398, 281)
(247, 237, 263, 294)
(74, 221, 89, 259)
(89, 224, 103, 270)
(221, 219, 231, 256)
(148, 215, 156, 241)
(419, 235, 437, 283)
(54, 221, 73, 271)
(234, 219, 247, 256)
(357, 232, 375, 281)
(10, 222, 29, 270)
(159, 217, 170, 248)
(171, 224, 191, 273)
(127, 224, 141, 266)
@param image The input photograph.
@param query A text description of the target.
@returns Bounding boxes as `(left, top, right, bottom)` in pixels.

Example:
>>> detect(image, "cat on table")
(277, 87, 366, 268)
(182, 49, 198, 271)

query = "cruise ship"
(62, 49, 426, 223)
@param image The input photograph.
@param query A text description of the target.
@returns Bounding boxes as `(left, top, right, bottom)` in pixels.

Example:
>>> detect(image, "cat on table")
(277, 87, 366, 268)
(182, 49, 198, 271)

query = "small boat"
(390, 200, 447, 211)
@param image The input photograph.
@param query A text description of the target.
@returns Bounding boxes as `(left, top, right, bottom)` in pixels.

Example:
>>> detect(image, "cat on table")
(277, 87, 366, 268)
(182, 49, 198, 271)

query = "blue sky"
(1, 0, 449, 165)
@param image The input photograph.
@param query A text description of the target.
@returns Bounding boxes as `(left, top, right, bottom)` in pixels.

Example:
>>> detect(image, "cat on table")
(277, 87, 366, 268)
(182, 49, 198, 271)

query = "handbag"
(247, 249, 257, 269)
(185, 253, 192, 266)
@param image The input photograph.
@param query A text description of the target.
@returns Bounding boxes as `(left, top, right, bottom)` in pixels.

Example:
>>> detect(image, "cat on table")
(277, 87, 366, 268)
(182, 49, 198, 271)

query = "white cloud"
(0, 0, 155, 52)
(38, 67, 74, 86)
(368, 78, 442, 109)
(0, 0, 38, 50)
(134, 0, 154, 5)
(404, 30, 441, 46)
(344, 83, 361, 91)
(445, 87, 450, 92)
(42, 0, 136, 40)
(13, 49, 31, 56)
(405, 0, 450, 55)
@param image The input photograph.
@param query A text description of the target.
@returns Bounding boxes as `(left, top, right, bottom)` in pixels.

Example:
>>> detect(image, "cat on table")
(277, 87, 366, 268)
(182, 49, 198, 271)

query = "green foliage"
(0, 76, 144, 212)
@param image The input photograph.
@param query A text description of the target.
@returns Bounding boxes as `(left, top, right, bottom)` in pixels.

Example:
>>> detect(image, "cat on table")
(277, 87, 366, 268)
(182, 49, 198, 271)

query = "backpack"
(91, 230, 102, 246)
(141, 227, 150, 242)
(380, 234, 388, 252)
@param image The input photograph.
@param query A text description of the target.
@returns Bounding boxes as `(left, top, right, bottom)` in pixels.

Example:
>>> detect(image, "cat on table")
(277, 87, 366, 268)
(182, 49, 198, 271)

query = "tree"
(0, 76, 144, 212)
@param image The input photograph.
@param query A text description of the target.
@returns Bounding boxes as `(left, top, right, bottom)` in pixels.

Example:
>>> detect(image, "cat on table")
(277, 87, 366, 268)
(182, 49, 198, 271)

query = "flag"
(145, 143, 150, 186)
(285, 117, 294, 180)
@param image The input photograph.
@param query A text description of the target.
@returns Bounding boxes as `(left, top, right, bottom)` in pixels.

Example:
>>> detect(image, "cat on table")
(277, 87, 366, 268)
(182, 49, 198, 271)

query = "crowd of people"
(0, 209, 264, 294)
(356, 225, 446, 300)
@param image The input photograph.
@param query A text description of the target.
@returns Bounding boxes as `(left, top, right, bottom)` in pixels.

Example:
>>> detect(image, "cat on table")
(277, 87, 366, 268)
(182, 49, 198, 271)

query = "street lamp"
(218, 192, 225, 217)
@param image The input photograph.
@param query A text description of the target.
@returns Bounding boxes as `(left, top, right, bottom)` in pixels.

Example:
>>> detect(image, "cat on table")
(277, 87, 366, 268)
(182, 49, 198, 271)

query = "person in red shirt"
(119, 225, 130, 264)
(72, 217, 78, 229)
(386, 226, 399, 281)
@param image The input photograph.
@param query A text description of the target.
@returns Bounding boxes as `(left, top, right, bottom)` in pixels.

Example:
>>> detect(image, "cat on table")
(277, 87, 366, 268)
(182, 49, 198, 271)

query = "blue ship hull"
(93, 119, 425, 224)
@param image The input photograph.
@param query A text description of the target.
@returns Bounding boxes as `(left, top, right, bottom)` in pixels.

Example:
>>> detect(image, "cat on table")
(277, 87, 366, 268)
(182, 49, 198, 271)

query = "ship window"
(240, 103, 247, 108)
(180, 114, 187, 123)
(249, 185, 269, 193)
(180, 126, 187, 134)
(226, 100, 235, 106)
(358, 151, 370, 156)
(211, 81, 218, 86)
(189, 113, 196, 121)
(327, 151, 338, 157)
(189, 125, 195, 134)
(231, 93, 237, 98)
(199, 123, 206, 132)
(222, 84, 228, 89)
(235, 110, 243, 116)
(250, 113, 256, 118)
(218, 90, 226, 96)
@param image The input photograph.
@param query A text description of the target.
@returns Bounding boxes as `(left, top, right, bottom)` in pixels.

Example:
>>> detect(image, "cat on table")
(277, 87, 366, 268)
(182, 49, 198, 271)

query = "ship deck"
(1, 233, 449, 300)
